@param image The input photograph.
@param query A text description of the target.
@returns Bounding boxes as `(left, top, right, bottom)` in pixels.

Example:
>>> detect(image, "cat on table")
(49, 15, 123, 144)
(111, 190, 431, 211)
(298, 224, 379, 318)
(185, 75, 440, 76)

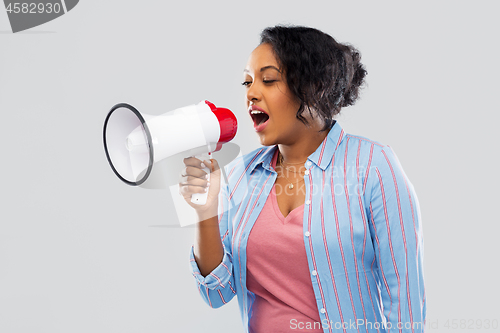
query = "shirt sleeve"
(366, 146, 426, 332)
(189, 179, 237, 308)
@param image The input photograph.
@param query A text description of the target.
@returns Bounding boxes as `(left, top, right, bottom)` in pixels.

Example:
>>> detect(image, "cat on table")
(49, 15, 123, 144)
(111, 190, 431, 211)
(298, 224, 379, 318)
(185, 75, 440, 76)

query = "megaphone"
(103, 100, 238, 205)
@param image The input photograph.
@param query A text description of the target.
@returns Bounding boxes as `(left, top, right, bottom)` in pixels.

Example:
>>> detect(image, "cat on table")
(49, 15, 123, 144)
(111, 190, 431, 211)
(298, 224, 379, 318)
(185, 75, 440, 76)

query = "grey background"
(1, 1, 499, 332)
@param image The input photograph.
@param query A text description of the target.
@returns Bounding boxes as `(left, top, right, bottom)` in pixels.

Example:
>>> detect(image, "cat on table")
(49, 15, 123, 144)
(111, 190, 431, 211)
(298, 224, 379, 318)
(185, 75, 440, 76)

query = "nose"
(246, 82, 261, 103)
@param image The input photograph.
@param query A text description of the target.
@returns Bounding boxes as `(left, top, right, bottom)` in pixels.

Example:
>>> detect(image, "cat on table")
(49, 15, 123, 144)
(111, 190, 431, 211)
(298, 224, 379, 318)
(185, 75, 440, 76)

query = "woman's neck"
(278, 128, 330, 165)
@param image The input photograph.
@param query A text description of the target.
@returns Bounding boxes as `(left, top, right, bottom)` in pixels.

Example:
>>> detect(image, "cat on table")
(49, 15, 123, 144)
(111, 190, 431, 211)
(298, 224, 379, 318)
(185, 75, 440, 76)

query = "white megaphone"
(103, 100, 238, 205)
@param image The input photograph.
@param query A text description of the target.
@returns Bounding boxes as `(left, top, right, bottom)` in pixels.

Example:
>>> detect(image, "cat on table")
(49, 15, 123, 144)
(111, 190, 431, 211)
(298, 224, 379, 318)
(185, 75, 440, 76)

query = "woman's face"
(243, 43, 308, 146)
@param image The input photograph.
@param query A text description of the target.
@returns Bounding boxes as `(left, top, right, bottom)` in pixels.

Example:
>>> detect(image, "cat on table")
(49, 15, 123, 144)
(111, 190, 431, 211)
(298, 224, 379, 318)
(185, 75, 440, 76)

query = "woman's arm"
(367, 146, 426, 332)
(194, 210, 224, 277)
(180, 157, 237, 308)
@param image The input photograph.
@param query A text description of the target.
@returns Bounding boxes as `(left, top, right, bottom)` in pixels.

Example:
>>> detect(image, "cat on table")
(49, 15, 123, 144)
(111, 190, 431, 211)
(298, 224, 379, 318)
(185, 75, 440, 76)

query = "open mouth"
(250, 109, 270, 127)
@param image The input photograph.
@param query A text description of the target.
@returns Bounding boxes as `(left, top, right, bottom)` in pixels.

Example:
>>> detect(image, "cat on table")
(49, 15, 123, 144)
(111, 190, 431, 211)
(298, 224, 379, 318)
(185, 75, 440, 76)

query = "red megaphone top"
(205, 101, 238, 151)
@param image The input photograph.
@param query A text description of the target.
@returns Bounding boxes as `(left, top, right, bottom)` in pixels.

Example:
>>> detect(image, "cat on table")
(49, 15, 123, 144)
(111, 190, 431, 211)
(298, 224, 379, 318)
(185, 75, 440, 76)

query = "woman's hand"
(179, 157, 221, 220)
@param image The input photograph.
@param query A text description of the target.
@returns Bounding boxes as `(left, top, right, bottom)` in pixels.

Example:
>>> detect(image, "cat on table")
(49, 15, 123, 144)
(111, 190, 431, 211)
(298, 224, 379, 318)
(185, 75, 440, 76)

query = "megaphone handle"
(191, 152, 211, 205)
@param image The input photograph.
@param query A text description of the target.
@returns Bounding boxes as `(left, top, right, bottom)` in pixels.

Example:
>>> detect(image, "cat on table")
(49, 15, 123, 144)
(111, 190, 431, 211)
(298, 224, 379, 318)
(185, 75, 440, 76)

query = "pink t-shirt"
(246, 150, 322, 332)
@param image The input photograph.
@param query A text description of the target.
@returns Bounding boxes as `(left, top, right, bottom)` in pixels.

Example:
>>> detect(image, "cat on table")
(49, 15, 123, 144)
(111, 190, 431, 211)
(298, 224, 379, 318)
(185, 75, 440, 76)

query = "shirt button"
(306, 161, 312, 167)
(305, 231, 310, 237)
(312, 270, 317, 276)
(305, 200, 311, 205)
(320, 308, 326, 314)
(304, 170, 310, 175)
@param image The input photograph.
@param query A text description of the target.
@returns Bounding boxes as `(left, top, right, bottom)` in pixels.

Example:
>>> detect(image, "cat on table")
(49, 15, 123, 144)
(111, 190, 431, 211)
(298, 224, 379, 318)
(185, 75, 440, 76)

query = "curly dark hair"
(260, 25, 367, 132)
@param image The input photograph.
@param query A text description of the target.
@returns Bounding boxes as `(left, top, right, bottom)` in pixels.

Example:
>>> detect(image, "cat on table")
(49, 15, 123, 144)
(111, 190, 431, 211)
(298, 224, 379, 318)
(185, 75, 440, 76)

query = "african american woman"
(179, 25, 425, 333)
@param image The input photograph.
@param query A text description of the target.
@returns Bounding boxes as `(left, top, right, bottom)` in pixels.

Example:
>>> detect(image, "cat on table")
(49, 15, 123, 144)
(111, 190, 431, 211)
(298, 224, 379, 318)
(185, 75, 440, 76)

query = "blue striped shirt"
(190, 121, 426, 333)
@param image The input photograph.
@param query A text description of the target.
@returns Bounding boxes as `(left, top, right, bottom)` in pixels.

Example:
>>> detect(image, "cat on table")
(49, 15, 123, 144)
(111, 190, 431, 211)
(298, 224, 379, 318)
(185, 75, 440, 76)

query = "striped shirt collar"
(249, 121, 345, 173)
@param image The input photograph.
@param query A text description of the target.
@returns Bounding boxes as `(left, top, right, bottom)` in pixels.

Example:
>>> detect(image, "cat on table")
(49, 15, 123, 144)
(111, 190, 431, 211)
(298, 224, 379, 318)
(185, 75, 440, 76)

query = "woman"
(180, 25, 425, 333)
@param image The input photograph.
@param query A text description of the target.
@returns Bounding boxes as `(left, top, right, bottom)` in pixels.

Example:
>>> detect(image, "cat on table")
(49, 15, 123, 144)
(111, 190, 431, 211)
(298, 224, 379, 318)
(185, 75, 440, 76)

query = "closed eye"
(241, 81, 252, 87)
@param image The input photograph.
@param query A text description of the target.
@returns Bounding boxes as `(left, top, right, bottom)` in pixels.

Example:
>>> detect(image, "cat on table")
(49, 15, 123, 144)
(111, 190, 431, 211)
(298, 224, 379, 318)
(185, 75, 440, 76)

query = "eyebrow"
(243, 65, 281, 73)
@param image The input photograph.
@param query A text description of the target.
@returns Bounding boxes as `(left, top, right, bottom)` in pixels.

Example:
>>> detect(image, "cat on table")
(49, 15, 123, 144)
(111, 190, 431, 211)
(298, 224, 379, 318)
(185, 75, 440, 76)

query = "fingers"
(179, 157, 221, 210)
(182, 157, 220, 174)
(181, 165, 209, 180)
(179, 157, 214, 198)
(179, 170, 209, 194)
(179, 181, 209, 196)
(182, 157, 209, 177)
(183, 156, 207, 168)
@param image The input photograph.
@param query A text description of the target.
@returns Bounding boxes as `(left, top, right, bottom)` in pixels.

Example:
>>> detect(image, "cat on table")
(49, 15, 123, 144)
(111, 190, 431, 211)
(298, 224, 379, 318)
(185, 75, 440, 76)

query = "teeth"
(250, 110, 265, 114)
